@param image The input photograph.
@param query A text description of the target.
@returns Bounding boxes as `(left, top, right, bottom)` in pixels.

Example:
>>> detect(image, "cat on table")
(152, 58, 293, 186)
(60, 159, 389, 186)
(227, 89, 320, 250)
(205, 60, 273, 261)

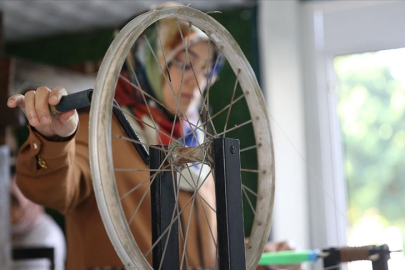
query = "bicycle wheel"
(89, 5, 274, 270)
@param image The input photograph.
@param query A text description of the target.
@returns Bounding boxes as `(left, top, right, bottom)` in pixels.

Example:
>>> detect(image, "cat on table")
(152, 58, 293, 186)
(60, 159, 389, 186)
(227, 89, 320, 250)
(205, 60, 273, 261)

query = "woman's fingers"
(264, 240, 296, 253)
(49, 86, 78, 137)
(7, 94, 25, 109)
(277, 240, 294, 251)
(259, 241, 302, 270)
(35, 86, 52, 125)
(24, 90, 40, 126)
(58, 110, 77, 122)
(7, 86, 79, 139)
(49, 86, 68, 106)
(50, 86, 77, 124)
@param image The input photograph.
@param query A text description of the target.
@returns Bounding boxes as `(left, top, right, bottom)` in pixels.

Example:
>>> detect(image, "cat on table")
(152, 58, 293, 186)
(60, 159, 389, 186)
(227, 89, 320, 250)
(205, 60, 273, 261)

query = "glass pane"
(334, 47, 405, 269)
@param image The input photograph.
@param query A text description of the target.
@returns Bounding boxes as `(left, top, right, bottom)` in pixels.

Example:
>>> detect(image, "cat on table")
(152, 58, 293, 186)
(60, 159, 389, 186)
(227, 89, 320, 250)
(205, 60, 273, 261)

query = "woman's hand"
(257, 240, 303, 270)
(7, 86, 78, 140)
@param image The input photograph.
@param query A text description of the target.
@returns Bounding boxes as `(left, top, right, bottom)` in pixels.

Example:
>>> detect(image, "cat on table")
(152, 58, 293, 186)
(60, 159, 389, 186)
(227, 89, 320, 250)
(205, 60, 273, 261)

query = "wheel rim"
(89, 6, 275, 270)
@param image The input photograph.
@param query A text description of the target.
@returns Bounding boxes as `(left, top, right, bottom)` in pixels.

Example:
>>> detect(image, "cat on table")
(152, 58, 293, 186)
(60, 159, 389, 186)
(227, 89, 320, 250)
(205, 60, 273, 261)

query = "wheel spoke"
(240, 144, 259, 153)
(113, 133, 199, 162)
(127, 147, 175, 225)
(217, 119, 253, 137)
(241, 168, 259, 173)
(144, 168, 212, 258)
(123, 48, 141, 88)
(242, 187, 256, 217)
(119, 75, 176, 115)
(203, 33, 213, 137)
(223, 69, 240, 137)
(189, 61, 216, 141)
(200, 41, 223, 136)
(158, 163, 182, 270)
(197, 192, 217, 248)
(242, 184, 258, 198)
(128, 172, 158, 225)
(120, 174, 154, 201)
(209, 92, 247, 122)
(118, 76, 214, 143)
(144, 34, 200, 146)
(157, 21, 199, 147)
(119, 164, 172, 201)
(180, 178, 196, 269)
(112, 104, 178, 144)
(114, 168, 171, 172)
(112, 132, 156, 149)
(194, 92, 247, 133)
(176, 143, 211, 191)
(197, 192, 216, 214)
(173, 19, 201, 147)
(171, 163, 191, 270)
(177, 121, 215, 142)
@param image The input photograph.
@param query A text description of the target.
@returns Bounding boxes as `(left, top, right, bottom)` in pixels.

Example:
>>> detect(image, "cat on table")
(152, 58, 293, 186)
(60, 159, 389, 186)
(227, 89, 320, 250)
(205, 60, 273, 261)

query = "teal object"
(259, 250, 319, 265)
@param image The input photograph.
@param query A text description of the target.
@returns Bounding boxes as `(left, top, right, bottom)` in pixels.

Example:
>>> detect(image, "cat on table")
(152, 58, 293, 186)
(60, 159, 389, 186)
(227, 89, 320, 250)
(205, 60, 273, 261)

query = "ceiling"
(0, 0, 251, 42)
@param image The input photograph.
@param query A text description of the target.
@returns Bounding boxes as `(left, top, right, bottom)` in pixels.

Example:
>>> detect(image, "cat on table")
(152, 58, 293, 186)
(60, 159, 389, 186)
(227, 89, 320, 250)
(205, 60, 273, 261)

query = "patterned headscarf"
(141, 12, 210, 103)
(115, 3, 222, 145)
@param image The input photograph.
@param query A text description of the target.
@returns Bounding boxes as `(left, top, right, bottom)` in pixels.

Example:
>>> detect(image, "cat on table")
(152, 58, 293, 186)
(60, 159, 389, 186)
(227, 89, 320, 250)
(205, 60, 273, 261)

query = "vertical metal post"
(212, 138, 246, 270)
(0, 12, 12, 269)
(322, 248, 341, 270)
(370, 245, 390, 270)
(150, 146, 179, 270)
(0, 146, 10, 269)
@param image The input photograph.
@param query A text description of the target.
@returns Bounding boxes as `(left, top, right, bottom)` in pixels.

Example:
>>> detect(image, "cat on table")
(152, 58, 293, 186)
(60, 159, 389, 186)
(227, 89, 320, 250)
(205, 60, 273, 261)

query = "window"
(302, 1, 405, 269)
(334, 48, 405, 269)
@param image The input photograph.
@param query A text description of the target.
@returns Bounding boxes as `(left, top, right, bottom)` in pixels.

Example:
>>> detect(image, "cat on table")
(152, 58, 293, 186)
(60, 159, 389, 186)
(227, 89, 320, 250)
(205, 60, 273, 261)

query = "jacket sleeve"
(15, 113, 93, 215)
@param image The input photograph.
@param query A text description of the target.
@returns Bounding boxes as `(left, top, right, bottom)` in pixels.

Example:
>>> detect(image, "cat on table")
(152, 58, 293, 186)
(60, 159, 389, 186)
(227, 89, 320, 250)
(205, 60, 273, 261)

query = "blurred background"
(0, 1, 404, 269)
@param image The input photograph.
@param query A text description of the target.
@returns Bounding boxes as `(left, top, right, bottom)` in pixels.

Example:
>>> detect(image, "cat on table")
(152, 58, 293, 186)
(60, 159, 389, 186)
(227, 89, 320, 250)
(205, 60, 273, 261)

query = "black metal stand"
(370, 245, 390, 270)
(212, 138, 246, 270)
(323, 245, 390, 270)
(150, 138, 247, 270)
(12, 247, 55, 270)
(150, 146, 179, 270)
(322, 248, 341, 270)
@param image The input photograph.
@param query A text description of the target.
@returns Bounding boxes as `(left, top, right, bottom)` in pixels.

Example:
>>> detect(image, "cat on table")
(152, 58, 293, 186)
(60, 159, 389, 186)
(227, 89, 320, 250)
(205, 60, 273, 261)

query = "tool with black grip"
(51, 89, 149, 165)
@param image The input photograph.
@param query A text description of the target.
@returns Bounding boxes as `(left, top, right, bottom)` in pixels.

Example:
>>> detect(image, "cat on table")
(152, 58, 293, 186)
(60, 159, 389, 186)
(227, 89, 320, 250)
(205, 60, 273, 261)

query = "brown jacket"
(16, 112, 216, 269)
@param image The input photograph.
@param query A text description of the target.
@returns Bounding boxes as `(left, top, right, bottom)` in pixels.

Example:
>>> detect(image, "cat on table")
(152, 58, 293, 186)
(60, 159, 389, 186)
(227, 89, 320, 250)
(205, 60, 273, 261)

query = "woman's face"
(162, 41, 215, 115)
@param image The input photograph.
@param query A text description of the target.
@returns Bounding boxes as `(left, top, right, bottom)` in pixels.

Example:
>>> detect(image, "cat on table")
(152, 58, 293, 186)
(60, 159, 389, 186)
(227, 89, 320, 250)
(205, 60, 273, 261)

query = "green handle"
(259, 250, 319, 265)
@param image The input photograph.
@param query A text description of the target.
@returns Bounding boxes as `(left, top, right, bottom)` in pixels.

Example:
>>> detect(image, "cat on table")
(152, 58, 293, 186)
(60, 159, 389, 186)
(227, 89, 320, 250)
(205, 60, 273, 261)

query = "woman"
(7, 4, 218, 269)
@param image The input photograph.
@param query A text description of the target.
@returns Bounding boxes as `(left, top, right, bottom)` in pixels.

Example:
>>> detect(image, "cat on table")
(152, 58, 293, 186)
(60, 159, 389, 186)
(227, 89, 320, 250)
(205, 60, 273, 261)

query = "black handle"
(52, 89, 93, 114)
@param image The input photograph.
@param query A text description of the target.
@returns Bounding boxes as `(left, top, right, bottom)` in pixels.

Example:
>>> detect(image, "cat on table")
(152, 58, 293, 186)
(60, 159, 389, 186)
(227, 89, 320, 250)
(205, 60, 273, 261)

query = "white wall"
(258, 0, 310, 251)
